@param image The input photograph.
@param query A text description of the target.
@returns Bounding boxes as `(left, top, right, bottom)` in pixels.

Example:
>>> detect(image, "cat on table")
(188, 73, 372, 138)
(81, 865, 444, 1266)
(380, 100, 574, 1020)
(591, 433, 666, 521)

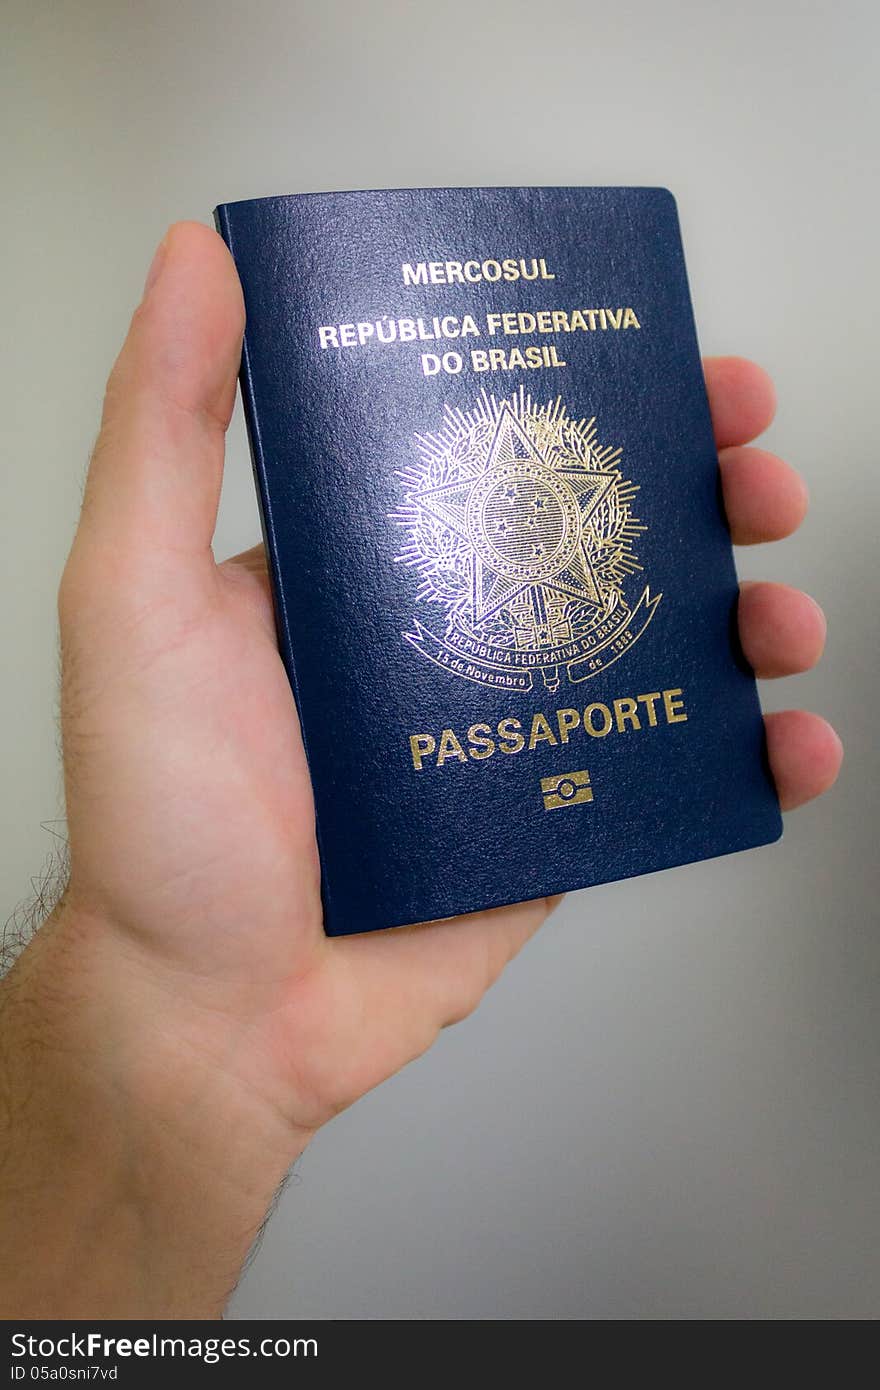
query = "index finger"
(704, 356, 777, 448)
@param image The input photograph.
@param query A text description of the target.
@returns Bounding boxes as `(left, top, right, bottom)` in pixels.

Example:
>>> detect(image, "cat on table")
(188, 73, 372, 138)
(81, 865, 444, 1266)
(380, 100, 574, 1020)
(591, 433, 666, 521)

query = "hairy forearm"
(0, 903, 308, 1318)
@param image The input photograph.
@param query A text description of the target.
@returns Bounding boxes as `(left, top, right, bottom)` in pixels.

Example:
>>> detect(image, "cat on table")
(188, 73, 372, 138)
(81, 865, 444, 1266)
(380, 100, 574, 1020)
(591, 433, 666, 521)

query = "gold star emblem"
(413, 405, 615, 621)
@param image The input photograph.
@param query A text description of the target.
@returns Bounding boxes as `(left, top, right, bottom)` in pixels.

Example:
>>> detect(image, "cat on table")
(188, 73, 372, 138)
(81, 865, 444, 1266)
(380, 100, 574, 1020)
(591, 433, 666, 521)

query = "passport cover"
(214, 187, 782, 937)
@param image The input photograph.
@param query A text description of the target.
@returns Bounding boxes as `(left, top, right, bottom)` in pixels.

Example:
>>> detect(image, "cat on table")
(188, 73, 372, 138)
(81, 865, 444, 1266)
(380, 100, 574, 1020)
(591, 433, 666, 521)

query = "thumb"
(77, 221, 244, 564)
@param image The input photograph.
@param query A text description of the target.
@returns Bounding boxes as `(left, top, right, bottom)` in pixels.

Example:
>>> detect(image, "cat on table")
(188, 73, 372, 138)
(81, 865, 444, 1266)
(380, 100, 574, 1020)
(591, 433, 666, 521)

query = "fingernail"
(143, 235, 168, 297)
(805, 593, 827, 638)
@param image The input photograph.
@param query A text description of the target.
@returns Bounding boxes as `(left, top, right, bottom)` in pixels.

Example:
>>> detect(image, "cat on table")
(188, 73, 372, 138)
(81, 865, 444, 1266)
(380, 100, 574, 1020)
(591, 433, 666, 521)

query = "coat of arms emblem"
(393, 391, 661, 693)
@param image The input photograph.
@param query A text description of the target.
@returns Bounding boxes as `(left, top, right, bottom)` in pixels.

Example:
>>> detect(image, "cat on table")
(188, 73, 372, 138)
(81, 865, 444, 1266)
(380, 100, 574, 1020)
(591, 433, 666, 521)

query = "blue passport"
(214, 187, 781, 937)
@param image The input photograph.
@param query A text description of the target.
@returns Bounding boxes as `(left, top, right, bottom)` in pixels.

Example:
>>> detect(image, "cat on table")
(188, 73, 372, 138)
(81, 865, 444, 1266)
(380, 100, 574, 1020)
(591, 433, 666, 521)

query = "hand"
(0, 223, 841, 1317)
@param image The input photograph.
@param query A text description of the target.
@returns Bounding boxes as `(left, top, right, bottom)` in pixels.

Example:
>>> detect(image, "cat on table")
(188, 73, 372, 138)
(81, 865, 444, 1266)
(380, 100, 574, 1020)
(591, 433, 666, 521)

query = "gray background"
(3, 1, 877, 1318)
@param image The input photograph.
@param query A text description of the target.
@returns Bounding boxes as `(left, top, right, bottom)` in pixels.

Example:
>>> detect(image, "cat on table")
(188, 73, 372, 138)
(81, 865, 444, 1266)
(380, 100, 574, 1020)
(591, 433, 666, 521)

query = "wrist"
(0, 899, 310, 1317)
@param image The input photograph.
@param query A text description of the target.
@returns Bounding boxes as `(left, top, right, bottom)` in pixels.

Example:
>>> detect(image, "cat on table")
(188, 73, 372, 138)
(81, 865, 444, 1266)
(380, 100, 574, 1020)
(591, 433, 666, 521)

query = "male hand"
(0, 223, 841, 1317)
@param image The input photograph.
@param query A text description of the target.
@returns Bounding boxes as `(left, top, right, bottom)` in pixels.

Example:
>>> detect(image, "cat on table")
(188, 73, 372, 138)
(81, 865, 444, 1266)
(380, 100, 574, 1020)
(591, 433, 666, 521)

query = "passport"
(214, 187, 781, 937)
